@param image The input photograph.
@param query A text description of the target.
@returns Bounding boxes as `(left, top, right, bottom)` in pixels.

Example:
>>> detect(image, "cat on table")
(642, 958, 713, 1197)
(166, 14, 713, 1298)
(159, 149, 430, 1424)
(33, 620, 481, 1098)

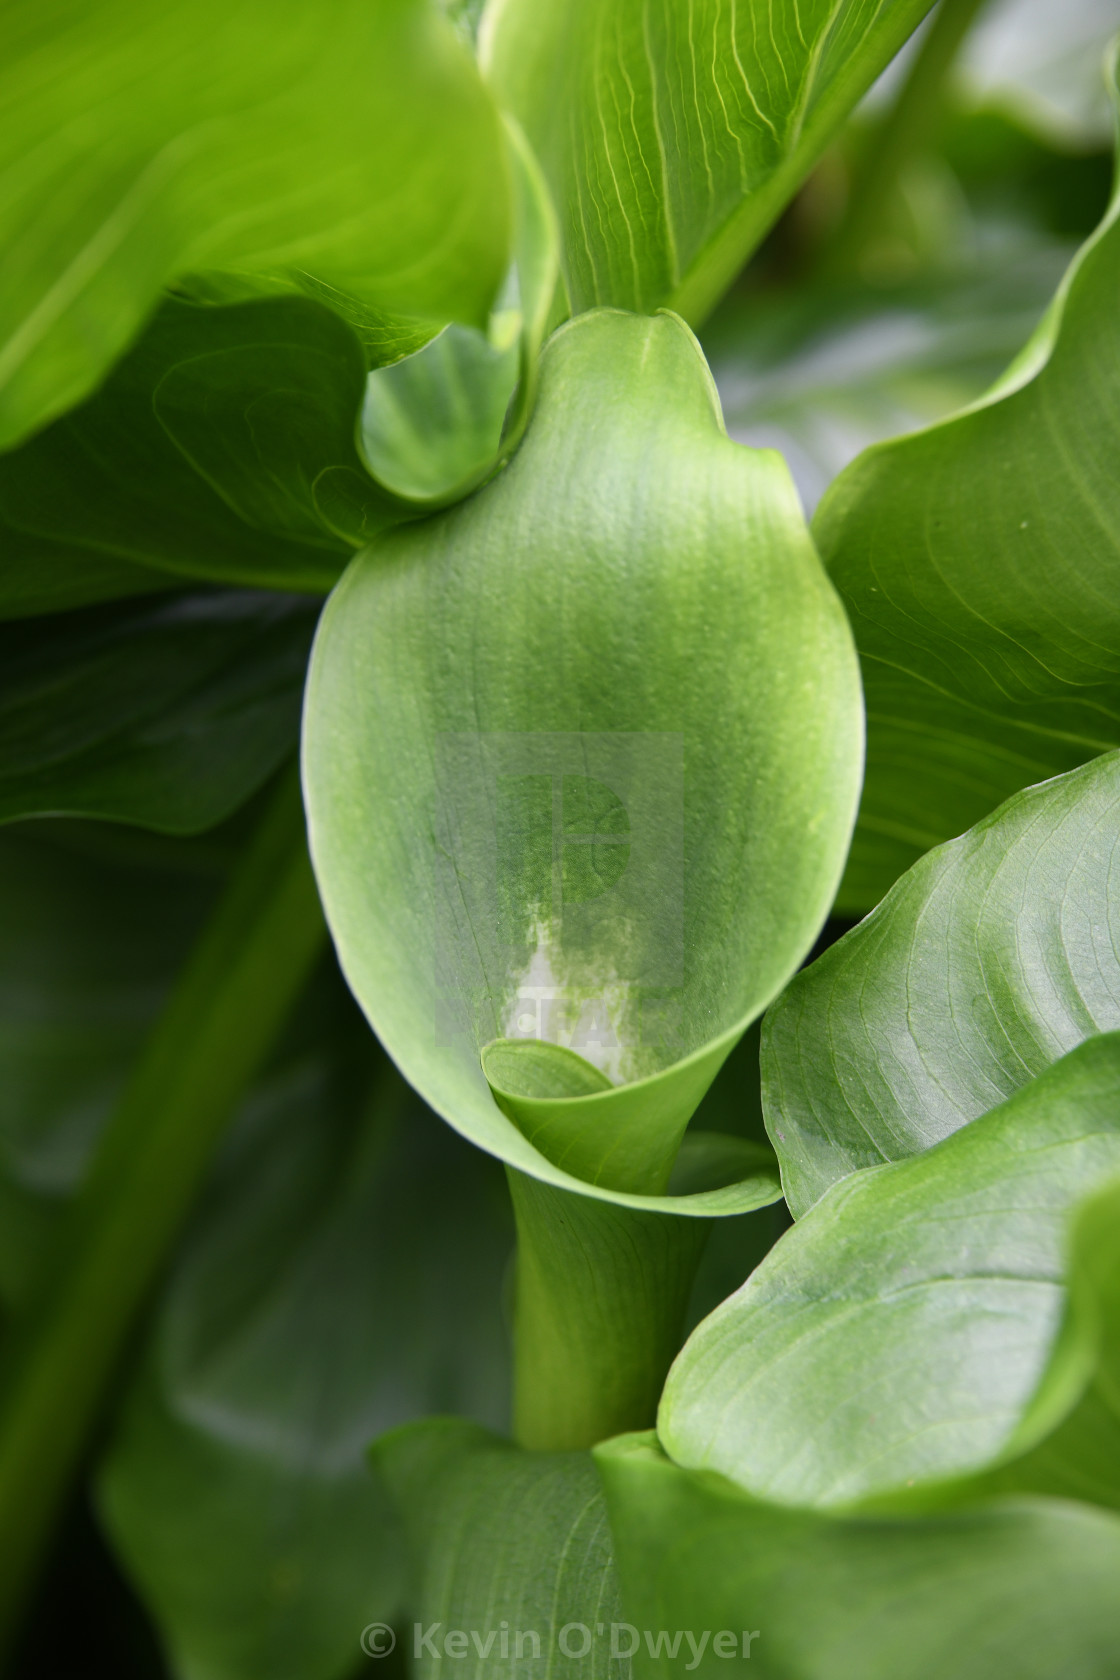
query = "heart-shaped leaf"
(763, 750, 1120, 1216)
(813, 55, 1120, 908)
(0, 589, 317, 832)
(660, 1033, 1120, 1507)
(303, 307, 862, 1207)
(480, 0, 936, 323)
(0, 0, 510, 450)
(597, 1432, 1120, 1680)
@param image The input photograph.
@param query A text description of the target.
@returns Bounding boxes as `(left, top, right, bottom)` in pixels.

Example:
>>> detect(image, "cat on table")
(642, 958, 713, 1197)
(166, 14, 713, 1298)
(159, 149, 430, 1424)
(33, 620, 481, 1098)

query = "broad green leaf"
(0, 0, 510, 450)
(99, 1042, 513, 1680)
(0, 295, 406, 615)
(0, 589, 317, 832)
(174, 272, 440, 370)
(374, 1417, 622, 1680)
(596, 1432, 1120, 1680)
(814, 62, 1120, 908)
(0, 819, 226, 1306)
(660, 1034, 1120, 1506)
(0, 127, 556, 612)
(762, 750, 1120, 1216)
(303, 307, 861, 1208)
(480, 0, 935, 322)
(147, 301, 408, 555)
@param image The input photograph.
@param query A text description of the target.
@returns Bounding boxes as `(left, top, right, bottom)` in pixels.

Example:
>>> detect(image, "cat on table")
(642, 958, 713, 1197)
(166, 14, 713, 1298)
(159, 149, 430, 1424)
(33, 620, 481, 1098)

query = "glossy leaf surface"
(0, 0, 509, 449)
(660, 1035, 1120, 1506)
(763, 751, 1120, 1215)
(303, 307, 861, 1207)
(815, 68, 1120, 907)
(955, 1177, 1120, 1514)
(0, 590, 317, 832)
(598, 1433, 1120, 1680)
(481, 0, 935, 322)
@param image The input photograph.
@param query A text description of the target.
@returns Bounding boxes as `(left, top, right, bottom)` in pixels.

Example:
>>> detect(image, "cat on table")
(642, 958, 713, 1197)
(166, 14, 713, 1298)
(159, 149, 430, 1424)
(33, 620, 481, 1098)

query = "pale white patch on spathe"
(500, 916, 640, 1083)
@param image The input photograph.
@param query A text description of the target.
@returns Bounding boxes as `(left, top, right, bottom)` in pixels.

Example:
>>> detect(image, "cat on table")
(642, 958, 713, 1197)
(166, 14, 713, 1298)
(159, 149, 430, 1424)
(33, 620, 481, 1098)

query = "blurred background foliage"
(5, 0, 1119, 1674)
(703, 0, 1116, 509)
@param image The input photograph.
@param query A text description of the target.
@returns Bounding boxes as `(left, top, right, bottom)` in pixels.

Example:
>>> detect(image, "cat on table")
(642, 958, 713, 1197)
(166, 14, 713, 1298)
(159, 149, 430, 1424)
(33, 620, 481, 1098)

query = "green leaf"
(480, 0, 936, 322)
(303, 307, 861, 1208)
(440, 0, 487, 47)
(98, 1046, 514, 1680)
(0, 819, 226, 1306)
(0, 294, 409, 615)
(0, 125, 557, 611)
(596, 1431, 1120, 1680)
(175, 272, 441, 369)
(0, 0, 510, 450)
(814, 60, 1120, 908)
(0, 827, 510, 1676)
(0, 589, 317, 832)
(762, 750, 1120, 1217)
(957, 1177, 1120, 1514)
(660, 1033, 1120, 1507)
(374, 1418, 622, 1680)
(146, 300, 408, 555)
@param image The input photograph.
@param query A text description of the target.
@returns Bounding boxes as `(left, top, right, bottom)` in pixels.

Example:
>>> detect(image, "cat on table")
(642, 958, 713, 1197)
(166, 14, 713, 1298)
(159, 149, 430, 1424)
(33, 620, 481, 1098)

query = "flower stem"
(508, 1169, 709, 1450)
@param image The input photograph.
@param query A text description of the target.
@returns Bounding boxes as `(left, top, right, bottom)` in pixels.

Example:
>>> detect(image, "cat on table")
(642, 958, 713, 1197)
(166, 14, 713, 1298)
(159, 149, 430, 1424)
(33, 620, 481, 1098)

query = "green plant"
(2, 1, 1120, 1676)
